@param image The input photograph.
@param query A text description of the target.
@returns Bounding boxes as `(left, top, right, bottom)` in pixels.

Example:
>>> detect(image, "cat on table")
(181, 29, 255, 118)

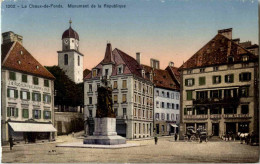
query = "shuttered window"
(239, 72, 251, 82)
(32, 92, 41, 102)
(22, 109, 29, 118)
(20, 91, 30, 100)
(22, 74, 27, 83)
(122, 94, 127, 103)
(44, 80, 49, 87)
(113, 81, 118, 89)
(122, 80, 127, 89)
(7, 89, 18, 98)
(199, 77, 206, 85)
(33, 77, 39, 85)
(33, 110, 41, 119)
(185, 78, 195, 86)
(114, 95, 118, 103)
(213, 76, 221, 84)
(7, 107, 18, 117)
(44, 111, 51, 119)
(225, 74, 234, 83)
(186, 91, 193, 100)
(9, 71, 16, 80)
(43, 94, 51, 103)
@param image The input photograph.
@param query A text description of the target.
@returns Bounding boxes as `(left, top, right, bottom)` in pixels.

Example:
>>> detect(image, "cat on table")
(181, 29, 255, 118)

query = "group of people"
(154, 133, 178, 145)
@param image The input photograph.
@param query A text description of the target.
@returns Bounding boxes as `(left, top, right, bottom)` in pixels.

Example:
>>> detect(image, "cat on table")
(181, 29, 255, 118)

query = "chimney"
(169, 61, 174, 67)
(232, 38, 240, 44)
(218, 28, 232, 40)
(136, 52, 141, 64)
(2, 31, 23, 45)
(150, 58, 160, 69)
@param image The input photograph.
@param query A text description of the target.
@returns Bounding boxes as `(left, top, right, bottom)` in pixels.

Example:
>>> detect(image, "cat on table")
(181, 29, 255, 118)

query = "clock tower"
(58, 19, 84, 83)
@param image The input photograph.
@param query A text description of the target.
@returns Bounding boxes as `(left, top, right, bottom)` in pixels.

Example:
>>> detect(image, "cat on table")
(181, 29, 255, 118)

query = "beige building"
(179, 28, 259, 139)
(1, 31, 56, 144)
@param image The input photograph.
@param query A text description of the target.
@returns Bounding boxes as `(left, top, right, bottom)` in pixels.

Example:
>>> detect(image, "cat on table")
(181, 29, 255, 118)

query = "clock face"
(64, 39, 69, 45)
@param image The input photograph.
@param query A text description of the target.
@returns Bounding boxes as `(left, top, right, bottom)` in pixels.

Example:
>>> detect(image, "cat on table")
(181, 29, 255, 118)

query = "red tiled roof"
(84, 44, 149, 81)
(101, 43, 115, 64)
(83, 68, 90, 79)
(180, 34, 258, 69)
(2, 42, 55, 79)
(142, 65, 179, 90)
(166, 66, 180, 83)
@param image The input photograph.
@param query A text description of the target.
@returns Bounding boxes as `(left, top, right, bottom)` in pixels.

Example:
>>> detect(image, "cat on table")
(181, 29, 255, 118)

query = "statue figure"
(96, 86, 115, 118)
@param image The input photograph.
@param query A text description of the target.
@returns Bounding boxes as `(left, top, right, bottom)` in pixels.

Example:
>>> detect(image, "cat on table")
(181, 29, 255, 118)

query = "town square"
(1, 0, 259, 163)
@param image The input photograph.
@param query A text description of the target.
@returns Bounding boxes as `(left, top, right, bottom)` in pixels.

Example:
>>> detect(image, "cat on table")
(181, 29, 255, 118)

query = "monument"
(83, 80, 126, 145)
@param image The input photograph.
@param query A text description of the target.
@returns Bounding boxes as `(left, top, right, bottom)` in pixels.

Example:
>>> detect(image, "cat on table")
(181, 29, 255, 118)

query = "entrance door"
(156, 124, 159, 134)
(212, 123, 219, 136)
(226, 123, 236, 134)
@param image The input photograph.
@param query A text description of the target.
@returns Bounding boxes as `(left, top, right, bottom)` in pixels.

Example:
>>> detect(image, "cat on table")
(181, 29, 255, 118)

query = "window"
(22, 109, 29, 118)
(210, 90, 222, 99)
(155, 113, 159, 119)
(139, 123, 141, 134)
(113, 81, 118, 89)
(185, 78, 194, 86)
(118, 66, 122, 74)
(32, 92, 41, 102)
(167, 92, 170, 98)
(134, 81, 137, 90)
(105, 69, 109, 76)
(9, 71, 16, 80)
(134, 108, 136, 116)
(167, 114, 169, 120)
(224, 107, 237, 114)
(146, 98, 149, 106)
(7, 107, 18, 117)
(114, 95, 118, 103)
(172, 103, 175, 109)
(239, 72, 251, 82)
(196, 91, 208, 100)
(228, 56, 234, 63)
(138, 82, 141, 91)
(20, 91, 30, 100)
(171, 114, 174, 120)
(199, 77, 206, 85)
(89, 110, 93, 117)
(33, 77, 39, 85)
(184, 108, 194, 115)
(92, 70, 97, 77)
(186, 91, 193, 100)
(134, 95, 137, 103)
(176, 93, 179, 100)
(122, 80, 127, 89)
(142, 70, 145, 77)
(171, 93, 174, 99)
(242, 55, 249, 62)
(156, 101, 159, 108)
(240, 87, 249, 97)
(123, 108, 127, 116)
(138, 96, 141, 104)
(122, 94, 127, 103)
(33, 110, 41, 119)
(161, 102, 165, 108)
(142, 97, 145, 105)
(156, 90, 159, 96)
(162, 91, 165, 97)
(176, 114, 179, 121)
(176, 104, 179, 109)
(213, 66, 219, 71)
(44, 80, 49, 87)
(64, 54, 68, 65)
(241, 105, 249, 114)
(43, 94, 51, 104)
(167, 103, 170, 108)
(200, 68, 205, 73)
(224, 89, 232, 98)
(22, 74, 27, 83)
(225, 74, 234, 83)
(162, 125, 165, 132)
(143, 110, 145, 117)
(89, 84, 92, 92)
(161, 113, 165, 120)
(89, 97, 92, 104)
(138, 109, 141, 117)
(150, 111, 152, 119)
(78, 55, 80, 66)
(146, 110, 148, 119)
(97, 83, 100, 89)
(187, 69, 193, 74)
(114, 108, 118, 116)
(213, 76, 221, 84)
(44, 111, 51, 119)
(7, 88, 18, 99)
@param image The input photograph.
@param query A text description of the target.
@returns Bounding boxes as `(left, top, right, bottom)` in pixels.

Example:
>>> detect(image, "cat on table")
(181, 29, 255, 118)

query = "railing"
(210, 114, 222, 119)
(193, 97, 240, 105)
(224, 114, 251, 119)
(183, 115, 208, 120)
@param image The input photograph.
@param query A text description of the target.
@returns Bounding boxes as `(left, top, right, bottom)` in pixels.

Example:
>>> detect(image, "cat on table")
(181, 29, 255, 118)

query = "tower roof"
(101, 43, 115, 64)
(62, 19, 79, 40)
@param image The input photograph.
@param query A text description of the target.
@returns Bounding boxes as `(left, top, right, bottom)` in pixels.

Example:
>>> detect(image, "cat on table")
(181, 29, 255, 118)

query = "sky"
(1, 0, 258, 70)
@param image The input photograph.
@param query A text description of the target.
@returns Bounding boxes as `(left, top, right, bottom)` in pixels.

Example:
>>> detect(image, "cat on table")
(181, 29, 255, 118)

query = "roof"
(180, 34, 258, 69)
(166, 66, 180, 84)
(142, 65, 179, 90)
(62, 27, 79, 40)
(246, 44, 259, 49)
(1, 42, 55, 79)
(83, 69, 90, 79)
(84, 44, 149, 81)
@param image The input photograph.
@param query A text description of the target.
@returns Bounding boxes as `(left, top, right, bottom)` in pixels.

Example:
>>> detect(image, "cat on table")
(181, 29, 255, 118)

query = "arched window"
(78, 55, 80, 66)
(64, 54, 68, 65)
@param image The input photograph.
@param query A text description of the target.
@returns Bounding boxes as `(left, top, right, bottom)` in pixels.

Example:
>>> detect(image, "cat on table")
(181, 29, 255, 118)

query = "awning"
(170, 124, 178, 128)
(9, 122, 57, 132)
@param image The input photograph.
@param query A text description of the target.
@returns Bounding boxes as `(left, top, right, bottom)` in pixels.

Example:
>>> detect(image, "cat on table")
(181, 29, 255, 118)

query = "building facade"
(1, 31, 56, 144)
(179, 28, 259, 139)
(84, 43, 154, 139)
(143, 61, 180, 136)
(57, 20, 84, 84)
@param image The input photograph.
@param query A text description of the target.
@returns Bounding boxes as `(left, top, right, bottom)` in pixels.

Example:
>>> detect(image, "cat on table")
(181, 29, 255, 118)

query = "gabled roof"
(142, 65, 179, 90)
(1, 42, 55, 79)
(180, 34, 258, 69)
(84, 44, 149, 81)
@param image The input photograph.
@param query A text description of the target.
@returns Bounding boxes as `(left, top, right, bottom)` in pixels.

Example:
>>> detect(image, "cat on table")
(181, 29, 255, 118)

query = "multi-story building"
(84, 43, 154, 139)
(179, 28, 259, 139)
(57, 20, 84, 84)
(143, 60, 180, 136)
(1, 31, 56, 144)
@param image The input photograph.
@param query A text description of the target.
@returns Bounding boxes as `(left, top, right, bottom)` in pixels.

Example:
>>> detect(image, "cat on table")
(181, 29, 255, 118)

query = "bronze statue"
(96, 86, 116, 118)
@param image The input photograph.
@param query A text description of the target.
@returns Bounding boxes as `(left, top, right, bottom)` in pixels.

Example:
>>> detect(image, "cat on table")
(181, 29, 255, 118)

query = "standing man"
(154, 136, 158, 145)
(175, 133, 178, 141)
(9, 135, 14, 150)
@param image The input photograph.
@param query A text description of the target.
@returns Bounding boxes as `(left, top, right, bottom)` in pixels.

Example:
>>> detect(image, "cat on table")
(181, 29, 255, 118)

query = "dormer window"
(142, 70, 145, 77)
(187, 69, 193, 74)
(18, 60, 21, 64)
(92, 69, 97, 77)
(20, 51, 23, 55)
(200, 68, 205, 73)
(117, 65, 124, 74)
(242, 55, 249, 62)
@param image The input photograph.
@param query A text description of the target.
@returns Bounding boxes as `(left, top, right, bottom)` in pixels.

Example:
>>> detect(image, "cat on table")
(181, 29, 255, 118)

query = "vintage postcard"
(1, 0, 259, 163)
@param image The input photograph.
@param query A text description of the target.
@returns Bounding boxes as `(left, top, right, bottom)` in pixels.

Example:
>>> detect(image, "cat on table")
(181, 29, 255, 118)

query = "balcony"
(224, 114, 252, 119)
(193, 97, 240, 106)
(210, 114, 221, 119)
(183, 115, 208, 120)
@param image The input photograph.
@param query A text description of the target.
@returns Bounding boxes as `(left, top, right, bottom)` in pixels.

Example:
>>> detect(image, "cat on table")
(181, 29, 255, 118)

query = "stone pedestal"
(83, 117, 126, 145)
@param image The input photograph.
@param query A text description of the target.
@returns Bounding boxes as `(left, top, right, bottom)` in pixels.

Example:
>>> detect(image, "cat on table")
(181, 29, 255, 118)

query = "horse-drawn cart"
(184, 126, 208, 142)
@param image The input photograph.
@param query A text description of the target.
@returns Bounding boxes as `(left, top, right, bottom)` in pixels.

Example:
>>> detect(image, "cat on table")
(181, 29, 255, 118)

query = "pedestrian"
(154, 136, 158, 145)
(9, 135, 14, 150)
(175, 133, 178, 141)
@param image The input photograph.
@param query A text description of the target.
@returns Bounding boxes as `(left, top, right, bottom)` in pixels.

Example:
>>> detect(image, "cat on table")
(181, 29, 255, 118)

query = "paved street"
(2, 136, 259, 163)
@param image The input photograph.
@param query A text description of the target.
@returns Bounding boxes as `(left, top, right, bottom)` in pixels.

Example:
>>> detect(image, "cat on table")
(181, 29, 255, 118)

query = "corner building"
(179, 28, 259, 139)
(1, 32, 56, 144)
(84, 43, 154, 139)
